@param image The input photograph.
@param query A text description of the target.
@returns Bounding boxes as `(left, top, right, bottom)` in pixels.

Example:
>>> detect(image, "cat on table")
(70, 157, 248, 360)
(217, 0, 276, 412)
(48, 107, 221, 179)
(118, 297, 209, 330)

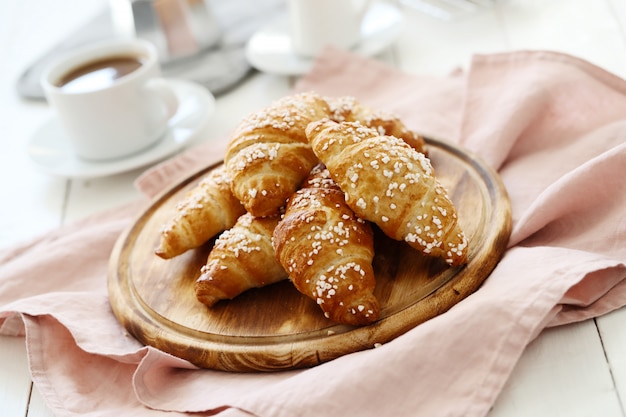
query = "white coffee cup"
(41, 39, 178, 161)
(288, 0, 372, 57)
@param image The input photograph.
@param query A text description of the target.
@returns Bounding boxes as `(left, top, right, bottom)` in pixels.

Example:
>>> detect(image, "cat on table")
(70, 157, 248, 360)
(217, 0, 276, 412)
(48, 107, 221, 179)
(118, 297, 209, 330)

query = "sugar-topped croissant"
(306, 120, 468, 266)
(224, 92, 331, 217)
(155, 165, 246, 259)
(325, 95, 428, 155)
(273, 164, 379, 325)
(195, 213, 286, 307)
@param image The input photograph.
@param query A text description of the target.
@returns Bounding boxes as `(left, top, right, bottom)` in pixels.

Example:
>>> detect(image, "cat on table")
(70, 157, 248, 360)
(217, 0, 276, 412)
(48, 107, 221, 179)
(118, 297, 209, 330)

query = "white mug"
(288, 0, 372, 57)
(41, 39, 178, 161)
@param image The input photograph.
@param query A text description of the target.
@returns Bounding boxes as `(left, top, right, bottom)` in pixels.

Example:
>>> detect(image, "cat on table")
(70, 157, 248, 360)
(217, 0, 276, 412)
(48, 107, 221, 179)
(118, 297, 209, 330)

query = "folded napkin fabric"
(1, 48, 625, 417)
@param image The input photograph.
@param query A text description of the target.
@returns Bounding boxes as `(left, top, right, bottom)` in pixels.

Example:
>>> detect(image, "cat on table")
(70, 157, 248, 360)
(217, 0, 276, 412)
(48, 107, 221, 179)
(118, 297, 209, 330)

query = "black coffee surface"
(57, 56, 143, 93)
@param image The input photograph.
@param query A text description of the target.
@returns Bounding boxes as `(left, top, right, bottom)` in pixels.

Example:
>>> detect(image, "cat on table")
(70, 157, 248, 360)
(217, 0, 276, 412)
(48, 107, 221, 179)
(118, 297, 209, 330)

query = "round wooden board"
(108, 138, 512, 372)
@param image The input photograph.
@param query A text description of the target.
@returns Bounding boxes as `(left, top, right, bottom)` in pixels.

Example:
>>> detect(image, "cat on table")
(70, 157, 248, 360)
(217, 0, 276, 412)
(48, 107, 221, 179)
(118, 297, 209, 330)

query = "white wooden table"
(1, 0, 625, 416)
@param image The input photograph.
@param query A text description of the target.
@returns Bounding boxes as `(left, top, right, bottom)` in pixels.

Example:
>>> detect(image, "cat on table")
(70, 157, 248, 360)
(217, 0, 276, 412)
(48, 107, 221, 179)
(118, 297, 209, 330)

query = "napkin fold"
(2, 47, 626, 417)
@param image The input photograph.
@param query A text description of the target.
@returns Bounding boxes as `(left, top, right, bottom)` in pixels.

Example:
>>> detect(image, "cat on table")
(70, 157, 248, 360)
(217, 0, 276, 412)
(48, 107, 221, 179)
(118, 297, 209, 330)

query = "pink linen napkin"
(1, 48, 625, 417)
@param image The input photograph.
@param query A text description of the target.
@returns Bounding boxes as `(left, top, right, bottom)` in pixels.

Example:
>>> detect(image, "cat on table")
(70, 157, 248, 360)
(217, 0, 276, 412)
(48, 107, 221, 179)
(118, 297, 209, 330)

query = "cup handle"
(144, 78, 179, 120)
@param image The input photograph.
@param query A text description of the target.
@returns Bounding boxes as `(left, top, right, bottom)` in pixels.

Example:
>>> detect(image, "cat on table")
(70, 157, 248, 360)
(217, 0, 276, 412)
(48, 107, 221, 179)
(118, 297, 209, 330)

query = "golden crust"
(155, 165, 246, 259)
(224, 92, 331, 217)
(195, 213, 286, 307)
(273, 165, 379, 326)
(158, 93, 464, 325)
(325, 95, 428, 155)
(306, 119, 468, 266)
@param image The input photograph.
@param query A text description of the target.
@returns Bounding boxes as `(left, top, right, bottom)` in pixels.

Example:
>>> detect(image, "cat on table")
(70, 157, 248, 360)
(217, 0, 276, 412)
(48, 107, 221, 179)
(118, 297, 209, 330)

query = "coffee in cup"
(41, 39, 178, 161)
(56, 55, 144, 93)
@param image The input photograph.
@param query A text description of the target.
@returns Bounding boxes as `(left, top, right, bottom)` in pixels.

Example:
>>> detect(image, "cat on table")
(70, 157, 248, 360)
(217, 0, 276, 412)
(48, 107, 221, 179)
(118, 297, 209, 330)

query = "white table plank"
(489, 319, 624, 417)
(64, 172, 146, 225)
(499, 0, 626, 79)
(0, 66, 65, 250)
(608, 0, 626, 33)
(0, 0, 108, 250)
(598, 307, 626, 407)
(394, 4, 508, 74)
(0, 336, 32, 417)
(27, 384, 55, 417)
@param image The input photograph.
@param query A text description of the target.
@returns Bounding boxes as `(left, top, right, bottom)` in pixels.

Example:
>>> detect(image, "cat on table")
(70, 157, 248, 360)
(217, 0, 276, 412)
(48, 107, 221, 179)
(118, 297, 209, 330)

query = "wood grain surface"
(107, 138, 512, 372)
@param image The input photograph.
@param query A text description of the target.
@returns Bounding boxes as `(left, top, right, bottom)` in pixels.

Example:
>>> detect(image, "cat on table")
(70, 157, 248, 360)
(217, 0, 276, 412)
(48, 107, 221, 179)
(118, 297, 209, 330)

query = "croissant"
(155, 165, 246, 259)
(273, 165, 379, 325)
(195, 213, 286, 307)
(224, 92, 331, 217)
(325, 95, 428, 155)
(306, 120, 468, 266)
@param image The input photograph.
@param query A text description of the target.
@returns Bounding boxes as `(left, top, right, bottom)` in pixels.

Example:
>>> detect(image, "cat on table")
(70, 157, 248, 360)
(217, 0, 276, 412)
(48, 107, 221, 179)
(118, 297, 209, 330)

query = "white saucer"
(245, 2, 404, 76)
(27, 79, 215, 179)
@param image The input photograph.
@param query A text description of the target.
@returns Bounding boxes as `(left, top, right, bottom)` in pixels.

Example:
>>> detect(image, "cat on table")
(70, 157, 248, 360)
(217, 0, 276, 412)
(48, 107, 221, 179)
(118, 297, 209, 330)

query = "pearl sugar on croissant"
(157, 93, 468, 326)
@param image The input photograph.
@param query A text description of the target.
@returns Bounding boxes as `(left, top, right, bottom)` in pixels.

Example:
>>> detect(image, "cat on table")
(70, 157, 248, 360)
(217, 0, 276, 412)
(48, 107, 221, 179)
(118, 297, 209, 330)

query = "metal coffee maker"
(109, 0, 222, 64)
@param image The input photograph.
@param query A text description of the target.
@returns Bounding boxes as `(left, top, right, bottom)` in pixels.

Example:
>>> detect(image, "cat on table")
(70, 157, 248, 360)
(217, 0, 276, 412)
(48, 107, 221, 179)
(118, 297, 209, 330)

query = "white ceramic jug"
(288, 0, 372, 57)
